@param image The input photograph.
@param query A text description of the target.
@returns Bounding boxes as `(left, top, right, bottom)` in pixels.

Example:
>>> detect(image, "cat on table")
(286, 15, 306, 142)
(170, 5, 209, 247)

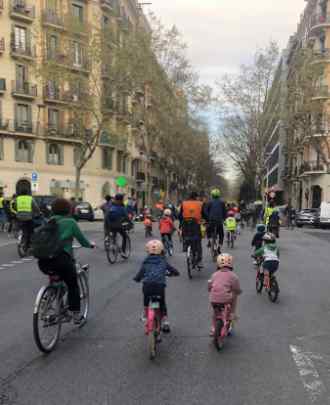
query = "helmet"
(256, 224, 266, 233)
(146, 240, 164, 255)
(217, 253, 233, 269)
(115, 193, 124, 201)
(263, 232, 276, 243)
(164, 208, 172, 216)
(211, 188, 221, 198)
(189, 191, 199, 200)
(227, 210, 235, 217)
(52, 198, 71, 215)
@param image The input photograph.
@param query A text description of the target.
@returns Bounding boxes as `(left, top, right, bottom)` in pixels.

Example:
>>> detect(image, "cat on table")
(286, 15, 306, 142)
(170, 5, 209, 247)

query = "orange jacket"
(159, 217, 175, 234)
(182, 200, 203, 224)
(144, 218, 152, 227)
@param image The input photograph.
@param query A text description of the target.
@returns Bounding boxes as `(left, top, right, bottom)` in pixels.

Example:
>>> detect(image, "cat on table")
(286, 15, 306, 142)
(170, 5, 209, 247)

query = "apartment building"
(0, 0, 167, 207)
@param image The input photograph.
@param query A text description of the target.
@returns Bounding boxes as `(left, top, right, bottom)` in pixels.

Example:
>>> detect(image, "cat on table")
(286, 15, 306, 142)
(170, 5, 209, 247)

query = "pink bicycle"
(212, 303, 232, 351)
(145, 295, 163, 360)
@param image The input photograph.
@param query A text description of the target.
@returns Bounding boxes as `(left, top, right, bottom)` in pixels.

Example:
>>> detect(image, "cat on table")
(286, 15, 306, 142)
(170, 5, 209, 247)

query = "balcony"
(11, 42, 35, 60)
(312, 85, 330, 100)
(42, 9, 64, 28)
(10, 0, 35, 23)
(0, 118, 9, 131)
(300, 160, 327, 176)
(0, 38, 4, 54)
(14, 120, 33, 134)
(12, 81, 37, 99)
(310, 13, 330, 33)
(136, 171, 146, 182)
(100, 0, 120, 14)
(0, 79, 6, 94)
(45, 124, 75, 139)
(43, 86, 73, 104)
(312, 49, 330, 64)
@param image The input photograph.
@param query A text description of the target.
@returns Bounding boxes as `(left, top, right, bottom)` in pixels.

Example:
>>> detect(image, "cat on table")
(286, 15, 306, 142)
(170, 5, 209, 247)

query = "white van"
(318, 202, 330, 228)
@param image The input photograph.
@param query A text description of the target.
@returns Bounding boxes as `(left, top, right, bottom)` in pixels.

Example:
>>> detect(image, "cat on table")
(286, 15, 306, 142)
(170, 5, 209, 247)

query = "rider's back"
(207, 199, 226, 222)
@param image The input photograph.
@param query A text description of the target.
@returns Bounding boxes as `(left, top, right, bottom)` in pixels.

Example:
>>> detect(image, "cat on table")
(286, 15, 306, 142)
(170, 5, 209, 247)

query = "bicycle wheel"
(211, 239, 217, 262)
(256, 272, 264, 293)
(214, 319, 224, 351)
(231, 233, 234, 249)
(268, 277, 279, 303)
(77, 270, 89, 327)
(106, 237, 118, 264)
(33, 286, 62, 353)
(148, 318, 158, 360)
(17, 237, 28, 258)
(121, 234, 131, 260)
(187, 246, 193, 279)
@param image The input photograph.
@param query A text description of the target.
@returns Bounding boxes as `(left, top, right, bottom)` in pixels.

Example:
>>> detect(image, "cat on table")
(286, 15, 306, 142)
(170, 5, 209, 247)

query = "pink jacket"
(209, 268, 242, 304)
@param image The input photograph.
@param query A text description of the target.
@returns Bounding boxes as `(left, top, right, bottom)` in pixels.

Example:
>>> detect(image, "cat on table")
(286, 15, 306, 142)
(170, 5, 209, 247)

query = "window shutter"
(46, 143, 50, 164)
(27, 105, 32, 130)
(0, 138, 3, 160)
(59, 144, 64, 165)
(15, 140, 20, 162)
(28, 141, 34, 163)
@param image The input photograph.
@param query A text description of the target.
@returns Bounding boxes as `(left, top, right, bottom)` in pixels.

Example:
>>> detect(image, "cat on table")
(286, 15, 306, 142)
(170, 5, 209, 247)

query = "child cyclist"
(144, 214, 153, 238)
(225, 211, 237, 243)
(208, 253, 242, 336)
(254, 232, 279, 288)
(134, 240, 180, 333)
(159, 208, 176, 249)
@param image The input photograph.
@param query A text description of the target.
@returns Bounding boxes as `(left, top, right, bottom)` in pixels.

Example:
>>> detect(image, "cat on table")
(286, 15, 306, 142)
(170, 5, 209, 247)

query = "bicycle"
(33, 246, 90, 353)
(162, 234, 173, 257)
(209, 228, 220, 262)
(212, 303, 233, 351)
(17, 229, 30, 258)
(145, 295, 163, 360)
(105, 223, 131, 264)
(226, 230, 235, 249)
(186, 238, 200, 279)
(255, 257, 280, 303)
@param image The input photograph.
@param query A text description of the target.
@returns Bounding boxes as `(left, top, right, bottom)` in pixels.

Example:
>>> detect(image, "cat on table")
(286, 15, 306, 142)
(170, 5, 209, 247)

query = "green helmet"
(211, 188, 221, 198)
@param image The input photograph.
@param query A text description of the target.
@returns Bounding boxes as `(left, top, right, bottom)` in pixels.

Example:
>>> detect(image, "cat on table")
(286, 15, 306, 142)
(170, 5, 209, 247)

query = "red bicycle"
(145, 295, 163, 360)
(212, 303, 232, 351)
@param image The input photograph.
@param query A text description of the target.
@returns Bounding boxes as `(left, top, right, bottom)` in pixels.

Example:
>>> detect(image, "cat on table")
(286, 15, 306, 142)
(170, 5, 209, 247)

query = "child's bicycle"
(145, 295, 163, 360)
(226, 230, 235, 249)
(105, 223, 131, 264)
(254, 256, 280, 303)
(162, 234, 173, 257)
(186, 238, 201, 279)
(212, 303, 233, 351)
(145, 225, 153, 238)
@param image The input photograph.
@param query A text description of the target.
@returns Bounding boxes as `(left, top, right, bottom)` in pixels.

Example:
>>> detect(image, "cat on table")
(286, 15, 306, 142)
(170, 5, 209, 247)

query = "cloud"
(147, 0, 304, 85)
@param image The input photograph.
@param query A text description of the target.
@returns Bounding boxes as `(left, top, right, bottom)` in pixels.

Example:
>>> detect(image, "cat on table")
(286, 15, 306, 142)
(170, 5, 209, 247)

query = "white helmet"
(217, 253, 233, 269)
(263, 232, 276, 242)
(164, 208, 172, 216)
(146, 239, 164, 255)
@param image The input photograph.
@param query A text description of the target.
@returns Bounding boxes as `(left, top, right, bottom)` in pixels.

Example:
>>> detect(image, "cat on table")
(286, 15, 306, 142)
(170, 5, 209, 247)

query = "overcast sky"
(146, 0, 304, 86)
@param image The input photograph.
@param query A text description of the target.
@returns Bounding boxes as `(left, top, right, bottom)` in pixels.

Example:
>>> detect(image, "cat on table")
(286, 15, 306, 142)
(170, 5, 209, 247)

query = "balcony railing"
(0, 79, 6, 93)
(0, 38, 4, 53)
(136, 171, 146, 182)
(300, 160, 327, 175)
(14, 120, 33, 134)
(12, 81, 37, 98)
(311, 116, 330, 135)
(312, 85, 330, 99)
(312, 48, 330, 62)
(10, 0, 35, 21)
(0, 118, 9, 131)
(311, 13, 330, 30)
(42, 9, 64, 27)
(45, 124, 74, 138)
(11, 42, 35, 58)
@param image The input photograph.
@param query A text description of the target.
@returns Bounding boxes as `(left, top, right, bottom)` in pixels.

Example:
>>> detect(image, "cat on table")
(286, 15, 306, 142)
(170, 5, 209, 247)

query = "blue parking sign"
(31, 171, 38, 182)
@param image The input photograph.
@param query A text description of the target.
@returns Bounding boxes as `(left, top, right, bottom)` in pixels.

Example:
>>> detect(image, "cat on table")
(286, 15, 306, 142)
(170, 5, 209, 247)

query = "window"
(102, 148, 113, 170)
(47, 34, 58, 60)
(47, 143, 63, 165)
(73, 146, 81, 167)
(48, 108, 59, 128)
(117, 150, 123, 172)
(102, 15, 109, 28)
(72, 3, 83, 23)
(15, 103, 32, 132)
(73, 41, 82, 66)
(14, 26, 27, 51)
(46, 0, 59, 10)
(16, 64, 27, 89)
(0, 138, 3, 160)
(15, 139, 34, 162)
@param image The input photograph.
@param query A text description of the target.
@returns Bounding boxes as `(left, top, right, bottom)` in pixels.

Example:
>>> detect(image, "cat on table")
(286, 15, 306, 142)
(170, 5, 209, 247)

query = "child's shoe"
(209, 326, 215, 337)
(162, 318, 171, 333)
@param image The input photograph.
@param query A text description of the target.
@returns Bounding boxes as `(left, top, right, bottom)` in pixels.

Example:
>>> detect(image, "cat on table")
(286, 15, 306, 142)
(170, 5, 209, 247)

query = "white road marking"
(0, 241, 16, 248)
(290, 345, 326, 403)
(11, 260, 23, 264)
(21, 258, 33, 262)
(1, 264, 14, 268)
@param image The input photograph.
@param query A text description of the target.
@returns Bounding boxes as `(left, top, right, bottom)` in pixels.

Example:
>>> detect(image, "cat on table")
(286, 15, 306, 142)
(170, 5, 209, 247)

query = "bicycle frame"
(213, 304, 232, 336)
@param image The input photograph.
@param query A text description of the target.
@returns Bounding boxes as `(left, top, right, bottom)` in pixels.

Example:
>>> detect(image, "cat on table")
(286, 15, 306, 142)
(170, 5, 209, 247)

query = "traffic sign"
(31, 171, 38, 182)
(31, 181, 39, 192)
(116, 176, 127, 188)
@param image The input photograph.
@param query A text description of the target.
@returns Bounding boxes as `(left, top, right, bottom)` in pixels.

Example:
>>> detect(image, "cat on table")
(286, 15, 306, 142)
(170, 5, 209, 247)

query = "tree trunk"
(75, 166, 82, 199)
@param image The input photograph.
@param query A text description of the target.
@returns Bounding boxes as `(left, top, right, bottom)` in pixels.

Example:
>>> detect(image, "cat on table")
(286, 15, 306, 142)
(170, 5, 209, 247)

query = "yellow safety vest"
(16, 195, 33, 213)
(225, 217, 237, 231)
(10, 199, 16, 214)
(264, 207, 274, 225)
(0, 197, 4, 209)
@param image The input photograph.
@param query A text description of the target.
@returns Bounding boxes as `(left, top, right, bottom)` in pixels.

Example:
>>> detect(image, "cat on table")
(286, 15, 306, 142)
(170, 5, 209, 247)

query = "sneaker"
(162, 319, 171, 333)
(72, 311, 84, 325)
(140, 312, 147, 323)
(209, 327, 215, 337)
(207, 240, 211, 249)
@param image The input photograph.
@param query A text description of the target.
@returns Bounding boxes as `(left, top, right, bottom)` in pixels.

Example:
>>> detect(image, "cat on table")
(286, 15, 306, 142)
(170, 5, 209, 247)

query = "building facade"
(0, 0, 175, 208)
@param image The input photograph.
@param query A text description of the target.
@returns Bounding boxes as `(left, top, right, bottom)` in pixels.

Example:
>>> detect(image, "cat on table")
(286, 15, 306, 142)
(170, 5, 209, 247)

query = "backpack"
(31, 218, 66, 260)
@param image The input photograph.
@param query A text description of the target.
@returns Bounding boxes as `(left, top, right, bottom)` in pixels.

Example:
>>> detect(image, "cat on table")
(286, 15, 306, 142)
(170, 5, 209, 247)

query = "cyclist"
(268, 209, 280, 238)
(224, 211, 237, 244)
(105, 193, 130, 254)
(159, 208, 175, 251)
(208, 254, 242, 336)
(251, 223, 266, 265)
(0, 191, 5, 229)
(134, 240, 180, 333)
(179, 191, 204, 267)
(14, 186, 40, 249)
(205, 188, 227, 253)
(254, 233, 279, 288)
(144, 214, 153, 237)
(100, 195, 112, 236)
(38, 198, 95, 324)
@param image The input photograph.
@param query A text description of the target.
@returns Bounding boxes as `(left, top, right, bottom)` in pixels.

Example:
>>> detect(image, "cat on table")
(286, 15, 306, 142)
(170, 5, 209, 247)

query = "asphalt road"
(1, 224, 330, 405)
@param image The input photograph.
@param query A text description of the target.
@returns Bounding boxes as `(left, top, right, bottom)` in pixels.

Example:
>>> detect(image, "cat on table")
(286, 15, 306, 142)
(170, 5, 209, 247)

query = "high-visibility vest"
(182, 200, 202, 224)
(16, 195, 33, 213)
(225, 217, 237, 231)
(10, 199, 16, 214)
(0, 197, 4, 209)
(264, 207, 274, 225)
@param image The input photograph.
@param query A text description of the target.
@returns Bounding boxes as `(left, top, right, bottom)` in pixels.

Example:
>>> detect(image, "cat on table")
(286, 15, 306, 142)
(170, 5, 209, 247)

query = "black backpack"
(31, 218, 65, 260)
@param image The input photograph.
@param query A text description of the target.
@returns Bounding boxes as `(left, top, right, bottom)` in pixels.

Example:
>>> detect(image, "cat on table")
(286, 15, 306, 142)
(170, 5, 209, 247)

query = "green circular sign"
(116, 176, 127, 188)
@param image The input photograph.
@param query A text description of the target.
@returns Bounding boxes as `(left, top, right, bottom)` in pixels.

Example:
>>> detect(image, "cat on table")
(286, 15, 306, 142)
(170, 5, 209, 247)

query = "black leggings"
(143, 283, 167, 316)
(39, 252, 81, 312)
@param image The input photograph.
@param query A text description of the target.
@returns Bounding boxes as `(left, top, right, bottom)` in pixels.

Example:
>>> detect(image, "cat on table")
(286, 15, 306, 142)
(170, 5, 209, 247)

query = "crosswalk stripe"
(2, 264, 14, 267)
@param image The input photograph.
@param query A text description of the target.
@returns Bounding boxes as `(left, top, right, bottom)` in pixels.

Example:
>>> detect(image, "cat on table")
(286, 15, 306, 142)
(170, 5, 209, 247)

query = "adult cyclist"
(205, 188, 227, 253)
(179, 191, 204, 267)
(105, 194, 130, 254)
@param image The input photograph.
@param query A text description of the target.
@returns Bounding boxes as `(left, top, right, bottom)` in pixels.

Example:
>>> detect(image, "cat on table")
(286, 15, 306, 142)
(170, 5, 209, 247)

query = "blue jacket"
(106, 203, 128, 227)
(134, 255, 179, 286)
(205, 198, 227, 222)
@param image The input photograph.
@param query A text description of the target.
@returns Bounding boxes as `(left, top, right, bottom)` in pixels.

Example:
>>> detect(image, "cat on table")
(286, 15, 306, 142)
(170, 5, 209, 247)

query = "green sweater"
(52, 215, 91, 256)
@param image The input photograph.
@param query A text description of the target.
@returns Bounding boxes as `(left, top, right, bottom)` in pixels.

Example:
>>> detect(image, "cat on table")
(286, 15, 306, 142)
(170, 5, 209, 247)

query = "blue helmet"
(256, 224, 266, 233)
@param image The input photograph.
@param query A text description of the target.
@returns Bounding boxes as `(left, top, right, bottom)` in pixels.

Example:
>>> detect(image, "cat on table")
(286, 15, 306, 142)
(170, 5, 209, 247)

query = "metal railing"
(42, 9, 64, 26)
(300, 160, 326, 174)
(313, 85, 330, 98)
(12, 81, 37, 97)
(14, 120, 33, 133)
(0, 79, 6, 91)
(0, 38, 4, 53)
(11, 42, 35, 58)
(311, 13, 330, 28)
(10, 0, 35, 19)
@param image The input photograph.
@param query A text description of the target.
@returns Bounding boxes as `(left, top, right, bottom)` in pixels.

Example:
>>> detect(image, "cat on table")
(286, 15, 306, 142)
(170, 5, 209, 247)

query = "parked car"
(34, 195, 57, 218)
(93, 206, 104, 221)
(315, 202, 330, 229)
(296, 208, 319, 228)
(74, 202, 95, 221)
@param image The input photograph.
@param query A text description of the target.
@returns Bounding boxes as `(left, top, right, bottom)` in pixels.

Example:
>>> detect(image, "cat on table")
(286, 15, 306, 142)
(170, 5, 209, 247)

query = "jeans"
(108, 227, 127, 252)
(39, 252, 81, 312)
(207, 221, 224, 246)
(20, 220, 34, 248)
(182, 220, 202, 262)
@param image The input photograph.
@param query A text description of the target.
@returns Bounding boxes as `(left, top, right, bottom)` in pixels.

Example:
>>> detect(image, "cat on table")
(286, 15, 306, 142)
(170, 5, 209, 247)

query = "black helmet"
(115, 193, 124, 202)
(189, 191, 198, 200)
(52, 198, 71, 216)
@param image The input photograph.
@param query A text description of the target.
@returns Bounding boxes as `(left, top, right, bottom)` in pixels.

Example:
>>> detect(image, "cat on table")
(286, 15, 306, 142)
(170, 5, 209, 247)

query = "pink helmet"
(146, 239, 164, 255)
(217, 253, 233, 269)
(227, 211, 235, 217)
